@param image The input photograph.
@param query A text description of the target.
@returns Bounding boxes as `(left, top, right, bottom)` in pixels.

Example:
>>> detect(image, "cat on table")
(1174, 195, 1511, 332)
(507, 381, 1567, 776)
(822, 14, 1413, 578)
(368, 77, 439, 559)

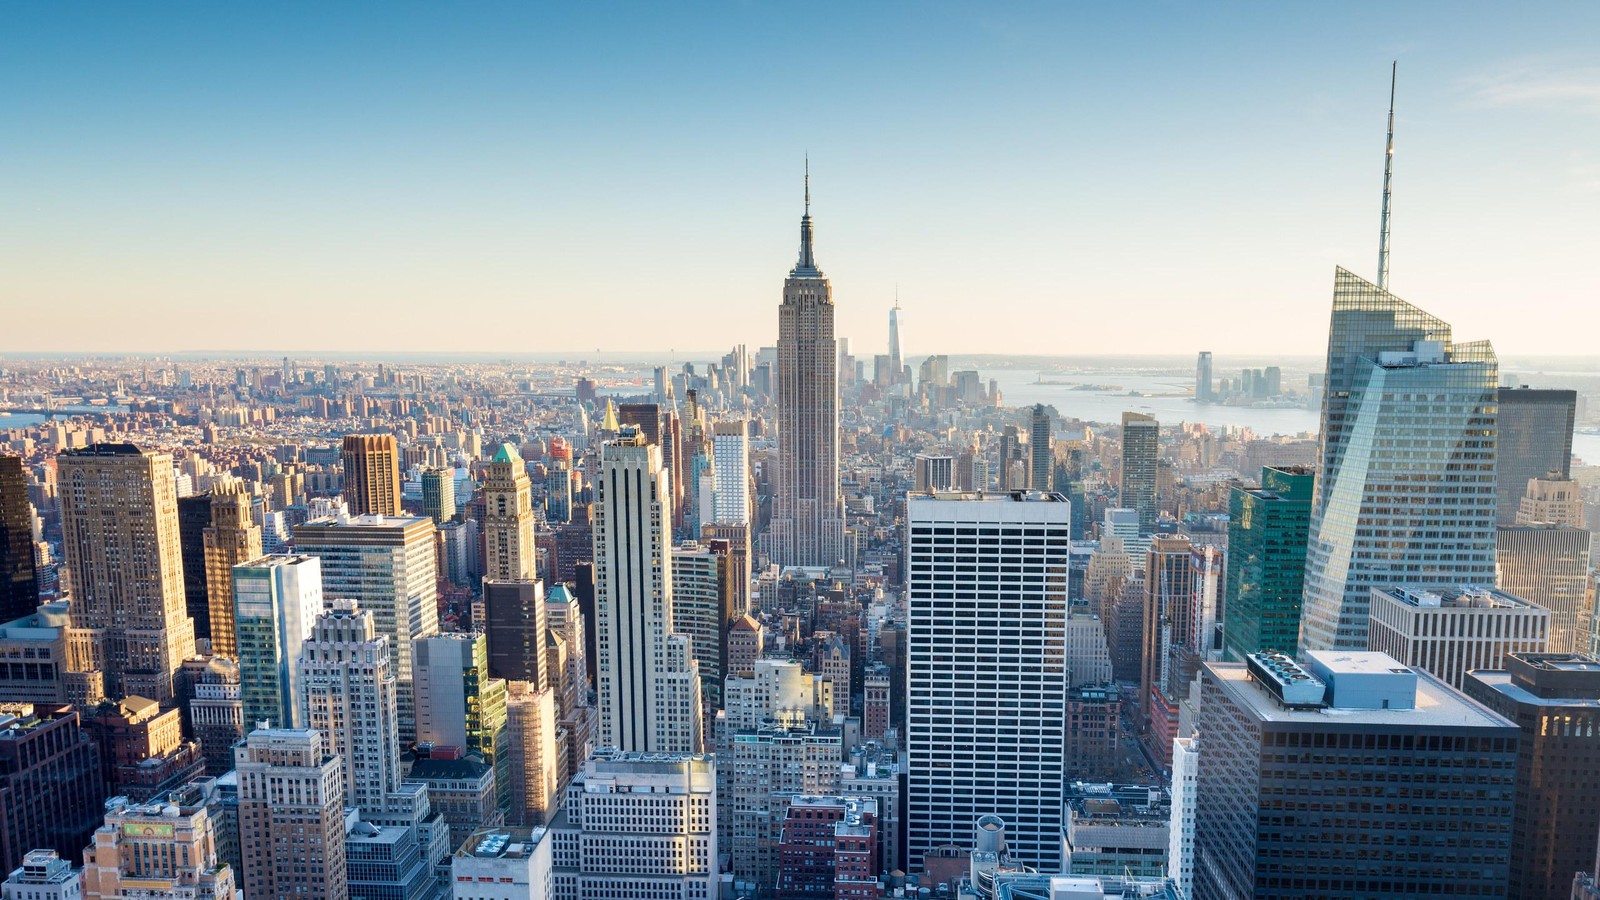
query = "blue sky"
(2, 2, 1597, 356)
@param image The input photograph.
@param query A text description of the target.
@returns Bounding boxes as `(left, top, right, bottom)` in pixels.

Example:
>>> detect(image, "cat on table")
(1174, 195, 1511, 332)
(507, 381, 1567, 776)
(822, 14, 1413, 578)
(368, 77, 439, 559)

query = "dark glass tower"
(0, 455, 38, 623)
(1221, 466, 1312, 661)
(1495, 387, 1576, 525)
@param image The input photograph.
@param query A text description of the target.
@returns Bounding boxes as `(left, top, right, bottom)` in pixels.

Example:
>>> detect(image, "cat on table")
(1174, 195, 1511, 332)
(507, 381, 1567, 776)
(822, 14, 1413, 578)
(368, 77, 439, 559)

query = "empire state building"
(770, 170, 846, 568)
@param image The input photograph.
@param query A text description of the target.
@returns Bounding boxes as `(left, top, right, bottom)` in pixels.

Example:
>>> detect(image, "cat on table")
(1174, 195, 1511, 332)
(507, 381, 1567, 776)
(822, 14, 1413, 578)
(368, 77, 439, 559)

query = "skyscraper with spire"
(887, 290, 904, 384)
(769, 162, 846, 568)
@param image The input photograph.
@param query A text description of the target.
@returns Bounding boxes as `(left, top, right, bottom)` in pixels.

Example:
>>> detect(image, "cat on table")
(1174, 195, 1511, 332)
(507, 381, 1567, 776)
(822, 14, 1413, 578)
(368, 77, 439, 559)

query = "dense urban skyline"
(4, 3, 1599, 355)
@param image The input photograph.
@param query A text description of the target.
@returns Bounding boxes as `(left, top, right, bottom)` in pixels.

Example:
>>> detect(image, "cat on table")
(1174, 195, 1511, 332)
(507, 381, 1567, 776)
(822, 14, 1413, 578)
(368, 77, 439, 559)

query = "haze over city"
(4, 2, 1598, 355)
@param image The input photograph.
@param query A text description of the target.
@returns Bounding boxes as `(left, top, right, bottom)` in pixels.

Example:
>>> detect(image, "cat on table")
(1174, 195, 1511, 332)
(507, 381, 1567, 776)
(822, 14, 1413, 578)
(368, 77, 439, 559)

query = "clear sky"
(3, 2, 1597, 357)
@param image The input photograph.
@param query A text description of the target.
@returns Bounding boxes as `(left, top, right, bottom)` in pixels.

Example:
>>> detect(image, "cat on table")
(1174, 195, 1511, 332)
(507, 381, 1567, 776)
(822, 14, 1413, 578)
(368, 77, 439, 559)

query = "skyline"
(4, 3, 1599, 356)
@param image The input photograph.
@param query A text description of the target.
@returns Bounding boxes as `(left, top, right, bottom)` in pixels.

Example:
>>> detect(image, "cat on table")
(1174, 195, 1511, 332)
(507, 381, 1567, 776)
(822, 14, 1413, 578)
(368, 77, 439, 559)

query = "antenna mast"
(1377, 61, 1396, 291)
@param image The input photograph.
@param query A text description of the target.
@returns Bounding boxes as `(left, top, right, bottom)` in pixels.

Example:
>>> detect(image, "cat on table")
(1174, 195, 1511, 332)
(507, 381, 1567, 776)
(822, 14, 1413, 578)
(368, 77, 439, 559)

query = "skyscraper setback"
(591, 430, 703, 754)
(769, 168, 846, 568)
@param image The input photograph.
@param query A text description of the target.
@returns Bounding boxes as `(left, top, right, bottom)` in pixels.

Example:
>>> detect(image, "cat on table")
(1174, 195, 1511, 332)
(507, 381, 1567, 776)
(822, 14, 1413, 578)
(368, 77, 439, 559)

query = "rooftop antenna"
(1377, 61, 1396, 291)
(894, 283, 900, 310)
(804, 153, 810, 216)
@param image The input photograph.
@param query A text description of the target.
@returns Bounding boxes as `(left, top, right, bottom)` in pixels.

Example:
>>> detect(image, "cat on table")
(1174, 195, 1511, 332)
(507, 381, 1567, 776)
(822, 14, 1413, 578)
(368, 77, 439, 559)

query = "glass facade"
(1494, 388, 1576, 525)
(1222, 466, 1312, 662)
(1301, 269, 1499, 651)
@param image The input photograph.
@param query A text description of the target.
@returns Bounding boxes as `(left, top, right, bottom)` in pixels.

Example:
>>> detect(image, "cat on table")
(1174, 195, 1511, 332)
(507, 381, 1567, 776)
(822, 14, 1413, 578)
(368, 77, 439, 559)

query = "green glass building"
(1221, 466, 1312, 662)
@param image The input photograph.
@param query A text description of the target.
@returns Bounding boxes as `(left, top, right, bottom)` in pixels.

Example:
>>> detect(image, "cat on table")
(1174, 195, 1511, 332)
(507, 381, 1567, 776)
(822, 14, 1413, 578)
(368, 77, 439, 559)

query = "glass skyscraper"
(1221, 465, 1312, 661)
(1494, 387, 1576, 525)
(1300, 268, 1499, 652)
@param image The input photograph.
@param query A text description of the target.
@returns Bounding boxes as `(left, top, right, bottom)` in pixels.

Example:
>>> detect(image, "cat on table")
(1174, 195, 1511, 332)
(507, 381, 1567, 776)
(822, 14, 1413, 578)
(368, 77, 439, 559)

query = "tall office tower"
(82, 786, 236, 900)
(1367, 585, 1548, 689)
(0, 456, 38, 623)
(415, 633, 512, 812)
(0, 706, 104, 875)
(1192, 651, 1516, 899)
(912, 454, 954, 493)
(545, 462, 572, 524)
(1465, 654, 1600, 900)
(1029, 405, 1053, 492)
(1194, 351, 1213, 402)
(591, 432, 703, 753)
(233, 554, 322, 729)
(176, 491, 213, 644)
(545, 585, 595, 780)
(483, 579, 548, 684)
(1496, 387, 1576, 525)
(906, 491, 1071, 871)
(420, 467, 455, 525)
(1518, 475, 1586, 527)
(671, 541, 734, 711)
(710, 421, 751, 525)
(996, 425, 1025, 490)
(202, 485, 261, 658)
(187, 656, 243, 775)
(717, 659, 841, 887)
(1497, 524, 1592, 652)
(887, 296, 904, 383)
(57, 444, 196, 703)
(1301, 271, 1499, 652)
(1167, 736, 1199, 900)
(547, 752, 717, 900)
(1220, 466, 1312, 661)
(1119, 413, 1159, 533)
(293, 514, 439, 742)
(341, 434, 403, 516)
(1141, 536, 1201, 767)
(504, 679, 560, 826)
(769, 173, 845, 568)
(701, 522, 752, 618)
(482, 444, 536, 582)
(234, 728, 348, 900)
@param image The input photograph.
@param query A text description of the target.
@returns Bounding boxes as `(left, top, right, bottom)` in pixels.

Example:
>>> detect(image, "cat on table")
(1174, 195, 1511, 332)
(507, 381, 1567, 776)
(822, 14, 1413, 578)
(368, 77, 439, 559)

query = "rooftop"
(1373, 585, 1539, 611)
(1207, 660, 1514, 729)
(457, 827, 547, 860)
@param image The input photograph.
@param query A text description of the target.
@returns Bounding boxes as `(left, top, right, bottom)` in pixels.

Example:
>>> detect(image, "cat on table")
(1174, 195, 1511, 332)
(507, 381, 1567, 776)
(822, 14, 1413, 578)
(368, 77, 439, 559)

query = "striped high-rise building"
(341, 434, 402, 516)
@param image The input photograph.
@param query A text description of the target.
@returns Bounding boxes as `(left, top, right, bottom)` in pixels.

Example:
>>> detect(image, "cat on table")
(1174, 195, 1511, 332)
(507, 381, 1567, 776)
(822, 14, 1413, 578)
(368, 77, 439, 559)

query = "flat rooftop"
(1467, 670, 1600, 709)
(1207, 661, 1514, 729)
(1374, 585, 1538, 610)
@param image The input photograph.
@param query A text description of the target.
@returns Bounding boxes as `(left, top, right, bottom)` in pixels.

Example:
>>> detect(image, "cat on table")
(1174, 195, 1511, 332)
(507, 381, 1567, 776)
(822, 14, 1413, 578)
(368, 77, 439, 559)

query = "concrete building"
(234, 728, 347, 900)
(1519, 475, 1586, 528)
(414, 634, 510, 815)
(451, 828, 552, 900)
(906, 491, 1071, 871)
(410, 756, 504, 849)
(1064, 605, 1113, 688)
(1063, 683, 1122, 781)
(2, 850, 81, 900)
(591, 431, 702, 754)
(1366, 585, 1549, 690)
(232, 554, 322, 730)
(1062, 784, 1170, 877)
(542, 585, 593, 786)
(547, 752, 717, 900)
(1301, 273, 1499, 652)
(913, 454, 954, 493)
(293, 514, 440, 743)
(186, 656, 243, 776)
(671, 541, 735, 711)
(1167, 737, 1197, 900)
(82, 785, 236, 900)
(1464, 654, 1600, 900)
(1192, 650, 1517, 899)
(504, 679, 560, 827)
(201, 487, 262, 659)
(710, 420, 751, 526)
(0, 603, 68, 704)
(342, 434, 403, 517)
(81, 696, 204, 804)
(0, 706, 104, 875)
(58, 444, 197, 703)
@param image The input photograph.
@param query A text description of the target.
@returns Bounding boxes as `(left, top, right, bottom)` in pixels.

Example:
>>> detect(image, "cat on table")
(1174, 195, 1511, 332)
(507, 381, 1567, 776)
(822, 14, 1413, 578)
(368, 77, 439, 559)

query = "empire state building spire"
(793, 156, 822, 277)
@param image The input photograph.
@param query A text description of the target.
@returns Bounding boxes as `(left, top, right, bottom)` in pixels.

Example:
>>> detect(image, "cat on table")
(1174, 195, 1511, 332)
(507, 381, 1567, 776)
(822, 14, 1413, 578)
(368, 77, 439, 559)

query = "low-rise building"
(1062, 784, 1170, 877)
